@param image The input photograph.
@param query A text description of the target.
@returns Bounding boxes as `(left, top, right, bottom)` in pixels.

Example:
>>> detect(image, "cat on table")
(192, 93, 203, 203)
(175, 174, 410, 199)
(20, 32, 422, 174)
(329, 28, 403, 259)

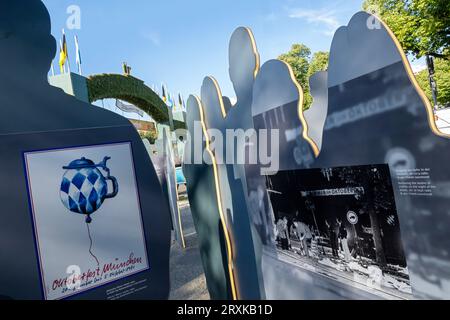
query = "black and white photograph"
(265, 164, 412, 299)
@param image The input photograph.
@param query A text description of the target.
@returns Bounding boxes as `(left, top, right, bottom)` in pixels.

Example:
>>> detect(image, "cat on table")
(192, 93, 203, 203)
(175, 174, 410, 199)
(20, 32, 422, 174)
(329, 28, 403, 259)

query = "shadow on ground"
(169, 199, 210, 300)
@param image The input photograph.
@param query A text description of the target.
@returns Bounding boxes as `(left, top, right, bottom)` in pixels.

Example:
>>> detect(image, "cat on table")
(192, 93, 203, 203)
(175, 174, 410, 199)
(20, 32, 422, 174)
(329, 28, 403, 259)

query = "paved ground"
(275, 248, 411, 300)
(436, 108, 450, 134)
(169, 194, 210, 300)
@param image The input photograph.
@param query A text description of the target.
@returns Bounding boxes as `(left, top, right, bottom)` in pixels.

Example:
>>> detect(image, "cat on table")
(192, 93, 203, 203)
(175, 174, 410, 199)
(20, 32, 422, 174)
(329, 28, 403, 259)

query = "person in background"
(276, 217, 289, 250)
(326, 219, 339, 258)
(285, 216, 292, 250)
(338, 219, 351, 263)
(293, 217, 312, 257)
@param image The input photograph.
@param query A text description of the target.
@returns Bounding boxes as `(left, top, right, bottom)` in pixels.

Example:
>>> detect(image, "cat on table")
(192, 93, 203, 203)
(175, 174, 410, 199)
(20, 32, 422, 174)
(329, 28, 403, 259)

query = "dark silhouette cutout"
(313, 12, 450, 299)
(183, 95, 232, 300)
(0, 0, 170, 300)
(199, 27, 262, 299)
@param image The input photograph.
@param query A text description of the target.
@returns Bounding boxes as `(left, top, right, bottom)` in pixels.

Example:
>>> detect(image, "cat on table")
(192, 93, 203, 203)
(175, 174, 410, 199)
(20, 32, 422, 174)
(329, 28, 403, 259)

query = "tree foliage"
(308, 51, 330, 77)
(363, 0, 450, 60)
(416, 58, 450, 107)
(278, 44, 329, 109)
(363, 0, 450, 106)
(139, 130, 158, 144)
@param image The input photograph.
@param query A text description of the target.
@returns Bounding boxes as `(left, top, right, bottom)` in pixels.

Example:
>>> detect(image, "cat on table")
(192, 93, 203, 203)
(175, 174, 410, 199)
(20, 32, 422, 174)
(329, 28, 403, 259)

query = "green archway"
(86, 74, 169, 123)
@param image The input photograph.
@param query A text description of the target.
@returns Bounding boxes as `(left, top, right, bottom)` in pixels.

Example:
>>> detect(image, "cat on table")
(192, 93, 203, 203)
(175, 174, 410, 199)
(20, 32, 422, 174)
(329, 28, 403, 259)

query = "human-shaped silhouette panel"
(198, 27, 262, 299)
(313, 11, 450, 299)
(304, 71, 328, 153)
(0, 0, 170, 300)
(183, 95, 233, 300)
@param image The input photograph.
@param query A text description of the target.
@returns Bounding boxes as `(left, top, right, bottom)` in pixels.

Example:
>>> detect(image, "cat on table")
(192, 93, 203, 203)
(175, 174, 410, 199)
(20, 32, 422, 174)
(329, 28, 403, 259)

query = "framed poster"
(23, 142, 149, 300)
(265, 164, 412, 299)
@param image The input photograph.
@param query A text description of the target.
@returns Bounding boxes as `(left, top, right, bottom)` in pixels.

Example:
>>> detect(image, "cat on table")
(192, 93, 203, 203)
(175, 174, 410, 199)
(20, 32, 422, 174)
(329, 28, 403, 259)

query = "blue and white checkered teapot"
(60, 156, 119, 223)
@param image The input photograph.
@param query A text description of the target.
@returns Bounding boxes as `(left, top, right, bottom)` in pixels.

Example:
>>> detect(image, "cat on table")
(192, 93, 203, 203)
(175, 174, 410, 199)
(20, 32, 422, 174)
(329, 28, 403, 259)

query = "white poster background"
(24, 142, 149, 300)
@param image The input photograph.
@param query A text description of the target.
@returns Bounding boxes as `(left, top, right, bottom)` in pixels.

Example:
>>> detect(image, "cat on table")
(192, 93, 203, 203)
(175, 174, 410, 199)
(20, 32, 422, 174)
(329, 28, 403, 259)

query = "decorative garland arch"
(86, 73, 170, 123)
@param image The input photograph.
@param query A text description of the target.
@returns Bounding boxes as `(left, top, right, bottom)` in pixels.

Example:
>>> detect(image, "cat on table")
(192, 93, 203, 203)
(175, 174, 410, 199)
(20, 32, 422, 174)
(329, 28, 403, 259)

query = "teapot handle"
(105, 175, 119, 199)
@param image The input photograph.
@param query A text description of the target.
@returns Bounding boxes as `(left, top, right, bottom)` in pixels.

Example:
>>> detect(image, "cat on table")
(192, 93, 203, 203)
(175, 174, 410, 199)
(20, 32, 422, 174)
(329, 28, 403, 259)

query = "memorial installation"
(1, 0, 450, 302)
(183, 95, 232, 300)
(0, 0, 171, 300)
(185, 27, 264, 300)
(184, 11, 450, 300)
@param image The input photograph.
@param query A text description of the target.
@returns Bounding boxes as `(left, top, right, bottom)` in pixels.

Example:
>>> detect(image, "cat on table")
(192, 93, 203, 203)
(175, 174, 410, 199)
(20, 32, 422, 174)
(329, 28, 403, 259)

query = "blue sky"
(43, 0, 368, 103)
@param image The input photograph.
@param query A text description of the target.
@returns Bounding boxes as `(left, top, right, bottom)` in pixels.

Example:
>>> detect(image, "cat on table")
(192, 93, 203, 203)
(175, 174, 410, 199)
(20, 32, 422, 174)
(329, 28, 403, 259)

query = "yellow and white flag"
(58, 29, 69, 73)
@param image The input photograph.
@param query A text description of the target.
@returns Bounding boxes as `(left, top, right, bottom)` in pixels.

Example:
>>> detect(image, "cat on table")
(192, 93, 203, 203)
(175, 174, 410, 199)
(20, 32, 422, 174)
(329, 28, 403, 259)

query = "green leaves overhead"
(416, 59, 450, 106)
(278, 44, 329, 110)
(363, 0, 450, 106)
(363, 0, 450, 60)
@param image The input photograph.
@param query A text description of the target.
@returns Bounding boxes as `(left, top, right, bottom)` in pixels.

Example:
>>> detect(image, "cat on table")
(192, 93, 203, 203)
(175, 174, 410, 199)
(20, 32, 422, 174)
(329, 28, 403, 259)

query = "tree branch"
(429, 52, 450, 60)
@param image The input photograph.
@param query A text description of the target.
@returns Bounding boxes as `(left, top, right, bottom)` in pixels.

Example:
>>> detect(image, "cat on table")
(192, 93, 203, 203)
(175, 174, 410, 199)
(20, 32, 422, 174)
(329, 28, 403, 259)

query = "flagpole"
(59, 38, 64, 74)
(50, 61, 55, 77)
(74, 35, 82, 75)
(62, 29, 71, 73)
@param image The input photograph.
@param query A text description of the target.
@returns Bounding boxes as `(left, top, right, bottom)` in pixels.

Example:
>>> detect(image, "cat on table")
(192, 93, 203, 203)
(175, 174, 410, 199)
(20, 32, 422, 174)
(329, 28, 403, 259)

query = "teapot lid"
(63, 157, 96, 170)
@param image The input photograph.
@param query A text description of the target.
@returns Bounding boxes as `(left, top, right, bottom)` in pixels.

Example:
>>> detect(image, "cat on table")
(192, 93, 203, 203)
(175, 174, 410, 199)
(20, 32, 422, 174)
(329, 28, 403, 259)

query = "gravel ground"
(169, 195, 211, 300)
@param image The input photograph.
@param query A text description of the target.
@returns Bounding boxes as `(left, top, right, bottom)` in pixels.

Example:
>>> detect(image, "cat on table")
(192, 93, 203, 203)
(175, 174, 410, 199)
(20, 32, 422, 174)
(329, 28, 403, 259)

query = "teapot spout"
(97, 156, 111, 170)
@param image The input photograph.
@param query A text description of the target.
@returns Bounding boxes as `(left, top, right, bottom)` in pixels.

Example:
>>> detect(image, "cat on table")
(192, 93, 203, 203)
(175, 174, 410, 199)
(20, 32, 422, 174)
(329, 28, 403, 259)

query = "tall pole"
(62, 29, 71, 74)
(352, 224, 363, 264)
(75, 35, 82, 75)
(307, 200, 325, 255)
(426, 55, 438, 110)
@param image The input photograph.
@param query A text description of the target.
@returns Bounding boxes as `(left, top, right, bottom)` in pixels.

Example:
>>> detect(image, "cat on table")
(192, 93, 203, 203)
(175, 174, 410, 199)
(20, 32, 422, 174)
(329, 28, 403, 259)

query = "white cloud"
(142, 31, 161, 47)
(288, 9, 340, 36)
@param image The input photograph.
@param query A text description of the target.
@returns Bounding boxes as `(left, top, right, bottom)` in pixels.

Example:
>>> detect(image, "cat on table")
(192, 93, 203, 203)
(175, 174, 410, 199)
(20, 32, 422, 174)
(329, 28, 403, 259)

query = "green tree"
(139, 130, 158, 144)
(363, 0, 450, 60)
(363, 0, 450, 106)
(308, 51, 329, 77)
(279, 45, 329, 109)
(416, 59, 450, 107)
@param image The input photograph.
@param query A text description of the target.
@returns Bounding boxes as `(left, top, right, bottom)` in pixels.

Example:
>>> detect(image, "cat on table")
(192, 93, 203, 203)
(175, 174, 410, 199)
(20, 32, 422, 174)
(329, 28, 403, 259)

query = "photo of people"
(265, 164, 412, 299)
